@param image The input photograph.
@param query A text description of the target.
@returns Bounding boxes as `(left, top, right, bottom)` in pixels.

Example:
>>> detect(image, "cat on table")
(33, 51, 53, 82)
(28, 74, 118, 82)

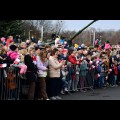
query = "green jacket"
(79, 61, 88, 76)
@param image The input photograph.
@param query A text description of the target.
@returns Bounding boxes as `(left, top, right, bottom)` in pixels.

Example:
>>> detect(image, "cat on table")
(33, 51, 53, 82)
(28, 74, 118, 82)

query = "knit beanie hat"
(9, 45, 17, 51)
(1, 37, 6, 41)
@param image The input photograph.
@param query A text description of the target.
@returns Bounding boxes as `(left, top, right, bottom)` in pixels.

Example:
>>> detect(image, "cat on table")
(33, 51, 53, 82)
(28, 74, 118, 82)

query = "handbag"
(38, 71, 47, 77)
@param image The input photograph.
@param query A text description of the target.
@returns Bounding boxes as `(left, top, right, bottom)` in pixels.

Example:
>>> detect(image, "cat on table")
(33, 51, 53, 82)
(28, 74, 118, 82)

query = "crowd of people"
(0, 35, 120, 100)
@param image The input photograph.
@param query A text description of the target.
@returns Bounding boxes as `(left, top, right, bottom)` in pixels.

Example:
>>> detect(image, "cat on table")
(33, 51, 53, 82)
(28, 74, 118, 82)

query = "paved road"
(60, 86, 120, 100)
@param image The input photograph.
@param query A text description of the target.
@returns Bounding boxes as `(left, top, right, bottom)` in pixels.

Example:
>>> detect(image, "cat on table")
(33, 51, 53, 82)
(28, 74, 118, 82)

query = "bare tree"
(21, 20, 54, 40)
(52, 20, 65, 34)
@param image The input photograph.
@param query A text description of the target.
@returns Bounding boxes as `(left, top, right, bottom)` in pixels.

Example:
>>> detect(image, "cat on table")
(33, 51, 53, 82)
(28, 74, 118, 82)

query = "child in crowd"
(1, 37, 6, 46)
(97, 57, 106, 88)
(60, 65, 68, 94)
(113, 61, 118, 87)
(66, 62, 74, 91)
(74, 64, 80, 91)
(7, 44, 27, 75)
(79, 58, 88, 92)
(117, 62, 120, 84)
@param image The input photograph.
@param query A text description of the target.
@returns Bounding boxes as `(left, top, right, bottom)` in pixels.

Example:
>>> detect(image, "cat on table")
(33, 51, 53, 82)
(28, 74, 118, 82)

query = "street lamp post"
(93, 31, 96, 47)
(41, 26, 43, 41)
(60, 20, 62, 34)
(90, 30, 93, 46)
(58, 20, 62, 34)
(90, 29, 96, 47)
(29, 30, 32, 40)
(24, 30, 25, 36)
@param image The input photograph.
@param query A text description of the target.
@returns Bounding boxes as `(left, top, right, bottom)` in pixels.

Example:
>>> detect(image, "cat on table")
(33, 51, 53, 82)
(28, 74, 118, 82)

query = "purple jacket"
(36, 56, 48, 74)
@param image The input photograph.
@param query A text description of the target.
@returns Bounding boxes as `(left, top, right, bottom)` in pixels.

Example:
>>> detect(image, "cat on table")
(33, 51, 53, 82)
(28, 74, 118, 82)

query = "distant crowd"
(0, 35, 120, 100)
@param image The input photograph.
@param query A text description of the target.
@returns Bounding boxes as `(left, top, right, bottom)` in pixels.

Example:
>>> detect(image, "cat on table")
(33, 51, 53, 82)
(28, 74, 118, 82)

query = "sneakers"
(38, 98, 43, 100)
(38, 98, 50, 100)
(50, 97, 57, 100)
(50, 96, 62, 100)
(75, 89, 79, 92)
(72, 89, 75, 92)
(112, 85, 115, 87)
(55, 96, 62, 100)
(46, 99, 50, 100)
(65, 88, 68, 92)
(60, 90, 65, 94)
(109, 84, 114, 87)
(80, 90, 86, 92)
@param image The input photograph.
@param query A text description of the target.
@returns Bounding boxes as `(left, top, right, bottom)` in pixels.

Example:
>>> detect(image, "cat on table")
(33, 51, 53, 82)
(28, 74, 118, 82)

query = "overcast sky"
(60, 20, 120, 31)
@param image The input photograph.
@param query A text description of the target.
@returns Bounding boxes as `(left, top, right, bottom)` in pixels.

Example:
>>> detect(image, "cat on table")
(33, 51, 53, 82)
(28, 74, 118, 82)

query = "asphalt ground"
(59, 86, 120, 100)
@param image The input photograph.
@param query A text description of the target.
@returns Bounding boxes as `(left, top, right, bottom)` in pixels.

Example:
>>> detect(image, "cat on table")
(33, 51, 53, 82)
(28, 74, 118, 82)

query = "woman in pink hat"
(1, 37, 6, 45)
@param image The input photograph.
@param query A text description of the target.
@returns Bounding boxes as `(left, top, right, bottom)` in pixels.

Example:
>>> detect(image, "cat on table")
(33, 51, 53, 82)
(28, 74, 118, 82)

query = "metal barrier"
(0, 63, 97, 100)
(0, 67, 21, 100)
(63, 64, 95, 94)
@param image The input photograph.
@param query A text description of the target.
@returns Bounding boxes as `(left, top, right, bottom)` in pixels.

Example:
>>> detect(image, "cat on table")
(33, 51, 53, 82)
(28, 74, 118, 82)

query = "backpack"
(113, 65, 118, 75)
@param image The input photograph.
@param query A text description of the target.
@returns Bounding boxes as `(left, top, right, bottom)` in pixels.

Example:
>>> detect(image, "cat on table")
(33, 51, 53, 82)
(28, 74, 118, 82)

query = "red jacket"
(68, 55, 77, 64)
(6, 39, 13, 47)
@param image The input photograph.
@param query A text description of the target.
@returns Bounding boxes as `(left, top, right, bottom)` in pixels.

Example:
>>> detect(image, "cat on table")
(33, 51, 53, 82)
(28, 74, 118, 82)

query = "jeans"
(74, 74, 79, 90)
(80, 76, 86, 89)
(93, 79, 98, 88)
(98, 76, 104, 88)
(61, 79, 68, 90)
(114, 75, 117, 85)
(108, 74, 114, 86)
